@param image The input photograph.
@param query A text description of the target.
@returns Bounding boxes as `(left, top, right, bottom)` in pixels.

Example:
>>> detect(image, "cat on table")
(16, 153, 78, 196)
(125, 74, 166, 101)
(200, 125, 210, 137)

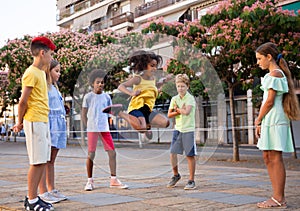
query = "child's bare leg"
(150, 113, 170, 128)
(186, 156, 196, 181)
(107, 150, 117, 176)
(170, 153, 179, 175)
(118, 111, 147, 131)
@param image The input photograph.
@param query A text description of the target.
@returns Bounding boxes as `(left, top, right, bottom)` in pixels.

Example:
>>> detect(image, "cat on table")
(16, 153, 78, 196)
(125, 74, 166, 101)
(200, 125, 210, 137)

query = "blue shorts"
(170, 130, 197, 156)
(129, 105, 158, 124)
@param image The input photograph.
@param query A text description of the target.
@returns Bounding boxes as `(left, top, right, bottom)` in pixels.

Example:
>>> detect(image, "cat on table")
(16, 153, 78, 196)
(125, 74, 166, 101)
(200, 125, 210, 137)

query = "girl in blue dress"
(39, 59, 68, 203)
(255, 42, 300, 209)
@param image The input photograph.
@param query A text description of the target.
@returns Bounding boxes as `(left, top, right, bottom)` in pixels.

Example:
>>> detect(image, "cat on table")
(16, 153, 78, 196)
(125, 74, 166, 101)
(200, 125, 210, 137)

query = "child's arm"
(167, 101, 179, 118)
(168, 108, 180, 118)
(81, 107, 88, 128)
(118, 76, 141, 96)
(13, 86, 31, 132)
(176, 103, 192, 116)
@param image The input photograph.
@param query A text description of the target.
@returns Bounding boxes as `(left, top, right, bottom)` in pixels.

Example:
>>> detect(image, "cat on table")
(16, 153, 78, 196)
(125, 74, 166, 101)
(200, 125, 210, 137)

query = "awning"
(73, 4, 109, 29)
(58, 0, 76, 8)
(282, 1, 300, 14)
(163, 9, 187, 22)
(73, 17, 91, 29)
(89, 4, 109, 19)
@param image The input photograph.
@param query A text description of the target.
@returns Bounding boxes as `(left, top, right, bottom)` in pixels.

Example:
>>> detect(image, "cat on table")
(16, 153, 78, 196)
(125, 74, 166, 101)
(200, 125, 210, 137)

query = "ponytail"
(279, 58, 300, 120)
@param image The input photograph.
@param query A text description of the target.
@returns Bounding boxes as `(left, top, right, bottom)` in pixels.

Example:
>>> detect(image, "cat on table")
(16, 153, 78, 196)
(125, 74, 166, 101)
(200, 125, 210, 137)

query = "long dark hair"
(256, 42, 300, 120)
(46, 59, 60, 90)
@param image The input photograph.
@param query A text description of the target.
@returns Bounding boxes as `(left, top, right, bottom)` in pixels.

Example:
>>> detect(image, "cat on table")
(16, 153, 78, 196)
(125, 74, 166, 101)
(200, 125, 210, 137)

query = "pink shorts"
(87, 132, 115, 152)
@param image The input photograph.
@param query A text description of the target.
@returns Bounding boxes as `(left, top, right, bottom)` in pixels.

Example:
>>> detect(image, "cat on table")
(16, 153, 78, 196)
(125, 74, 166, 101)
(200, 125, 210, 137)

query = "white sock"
(39, 192, 47, 196)
(28, 197, 38, 204)
(111, 176, 116, 180)
(88, 178, 93, 183)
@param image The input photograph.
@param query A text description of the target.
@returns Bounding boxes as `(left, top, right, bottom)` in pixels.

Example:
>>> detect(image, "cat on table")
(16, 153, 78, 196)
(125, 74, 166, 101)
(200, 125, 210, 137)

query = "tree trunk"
(229, 86, 239, 161)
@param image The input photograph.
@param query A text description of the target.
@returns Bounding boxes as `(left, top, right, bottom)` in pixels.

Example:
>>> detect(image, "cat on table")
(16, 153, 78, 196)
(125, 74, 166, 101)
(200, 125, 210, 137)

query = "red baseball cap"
(32, 36, 56, 50)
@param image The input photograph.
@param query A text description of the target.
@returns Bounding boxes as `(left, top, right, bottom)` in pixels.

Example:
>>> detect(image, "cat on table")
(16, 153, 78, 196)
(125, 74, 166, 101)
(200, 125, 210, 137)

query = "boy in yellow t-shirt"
(13, 36, 56, 211)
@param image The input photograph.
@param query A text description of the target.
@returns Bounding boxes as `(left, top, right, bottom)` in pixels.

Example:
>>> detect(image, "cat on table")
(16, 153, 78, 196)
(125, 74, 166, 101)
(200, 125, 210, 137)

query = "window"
(70, 5, 74, 14)
(122, 4, 130, 13)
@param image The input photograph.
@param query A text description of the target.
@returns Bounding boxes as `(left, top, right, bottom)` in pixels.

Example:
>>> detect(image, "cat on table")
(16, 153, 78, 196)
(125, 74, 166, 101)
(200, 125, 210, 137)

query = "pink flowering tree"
(200, 0, 300, 161)
(142, 0, 300, 161)
(141, 18, 213, 99)
(0, 36, 32, 106)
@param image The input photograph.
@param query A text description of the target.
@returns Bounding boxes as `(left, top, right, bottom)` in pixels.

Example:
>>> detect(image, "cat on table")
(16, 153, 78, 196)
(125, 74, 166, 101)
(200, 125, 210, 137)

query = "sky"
(0, 0, 59, 47)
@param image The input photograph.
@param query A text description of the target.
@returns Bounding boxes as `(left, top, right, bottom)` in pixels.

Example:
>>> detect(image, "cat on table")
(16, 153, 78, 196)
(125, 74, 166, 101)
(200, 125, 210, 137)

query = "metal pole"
(157, 127, 160, 143)
(290, 121, 297, 159)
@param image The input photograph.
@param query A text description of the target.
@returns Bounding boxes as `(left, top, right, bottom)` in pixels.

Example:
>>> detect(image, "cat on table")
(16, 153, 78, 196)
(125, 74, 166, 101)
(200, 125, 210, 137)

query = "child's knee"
(88, 152, 96, 161)
(107, 150, 116, 158)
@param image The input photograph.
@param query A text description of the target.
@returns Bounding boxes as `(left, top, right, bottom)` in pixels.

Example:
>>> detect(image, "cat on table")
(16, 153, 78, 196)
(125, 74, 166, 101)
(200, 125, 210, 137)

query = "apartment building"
(56, 0, 225, 34)
(56, 0, 299, 34)
(56, 0, 300, 146)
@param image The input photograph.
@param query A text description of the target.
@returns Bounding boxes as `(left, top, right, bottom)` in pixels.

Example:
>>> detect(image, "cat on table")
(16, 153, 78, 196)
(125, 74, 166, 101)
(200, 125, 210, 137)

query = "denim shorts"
(129, 105, 158, 124)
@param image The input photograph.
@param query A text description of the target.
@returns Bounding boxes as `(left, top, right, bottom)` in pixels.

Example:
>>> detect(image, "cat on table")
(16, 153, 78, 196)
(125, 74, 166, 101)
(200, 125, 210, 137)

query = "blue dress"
(48, 84, 67, 149)
(257, 69, 294, 152)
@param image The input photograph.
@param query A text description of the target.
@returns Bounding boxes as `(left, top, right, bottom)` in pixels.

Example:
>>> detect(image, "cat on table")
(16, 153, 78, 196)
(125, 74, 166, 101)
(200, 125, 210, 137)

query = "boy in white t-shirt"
(81, 69, 128, 191)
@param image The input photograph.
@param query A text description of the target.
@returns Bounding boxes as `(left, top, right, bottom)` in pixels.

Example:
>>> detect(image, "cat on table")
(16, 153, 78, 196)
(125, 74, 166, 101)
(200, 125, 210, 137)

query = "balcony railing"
(111, 12, 134, 27)
(134, 0, 183, 18)
(58, 0, 104, 21)
(91, 12, 134, 31)
(91, 20, 111, 31)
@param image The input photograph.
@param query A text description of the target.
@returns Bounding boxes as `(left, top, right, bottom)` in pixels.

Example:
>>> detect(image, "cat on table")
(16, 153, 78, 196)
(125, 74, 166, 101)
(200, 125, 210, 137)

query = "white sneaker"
(50, 189, 67, 201)
(39, 192, 60, 204)
(110, 178, 128, 189)
(84, 181, 95, 191)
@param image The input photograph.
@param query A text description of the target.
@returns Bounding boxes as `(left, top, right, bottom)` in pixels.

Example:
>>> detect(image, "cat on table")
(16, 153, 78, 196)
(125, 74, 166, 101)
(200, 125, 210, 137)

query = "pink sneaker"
(110, 178, 128, 189)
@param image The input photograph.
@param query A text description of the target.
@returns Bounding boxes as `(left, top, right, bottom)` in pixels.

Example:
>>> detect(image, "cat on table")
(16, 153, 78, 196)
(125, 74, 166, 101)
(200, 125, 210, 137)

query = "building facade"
(56, 0, 300, 147)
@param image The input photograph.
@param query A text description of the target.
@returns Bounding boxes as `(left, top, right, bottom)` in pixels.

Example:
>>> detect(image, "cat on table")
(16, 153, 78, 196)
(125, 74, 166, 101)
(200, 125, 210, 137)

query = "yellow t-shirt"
(128, 76, 158, 112)
(22, 65, 49, 122)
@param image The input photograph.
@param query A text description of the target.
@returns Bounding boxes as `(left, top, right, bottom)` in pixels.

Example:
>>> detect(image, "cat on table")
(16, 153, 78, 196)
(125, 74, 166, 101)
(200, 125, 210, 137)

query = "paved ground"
(0, 139, 299, 211)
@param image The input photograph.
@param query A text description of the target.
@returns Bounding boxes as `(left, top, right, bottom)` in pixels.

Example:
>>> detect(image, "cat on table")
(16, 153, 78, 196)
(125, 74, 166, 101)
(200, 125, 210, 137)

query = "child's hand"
(132, 90, 141, 96)
(175, 107, 181, 114)
(13, 123, 23, 133)
(255, 126, 261, 139)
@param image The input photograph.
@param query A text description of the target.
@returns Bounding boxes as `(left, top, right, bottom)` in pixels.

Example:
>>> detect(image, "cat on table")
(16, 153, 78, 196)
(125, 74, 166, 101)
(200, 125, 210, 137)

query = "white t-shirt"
(82, 92, 112, 132)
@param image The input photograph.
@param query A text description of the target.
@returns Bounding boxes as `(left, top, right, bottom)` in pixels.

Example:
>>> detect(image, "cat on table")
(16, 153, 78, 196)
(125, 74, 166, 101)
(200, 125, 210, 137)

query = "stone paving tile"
(212, 178, 270, 187)
(96, 181, 159, 189)
(1, 142, 300, 211)
(70, 192, 142, 206)
(184, 191, 265, 205)
(0, 164, 25, 169)
(0, 180, 17, 187)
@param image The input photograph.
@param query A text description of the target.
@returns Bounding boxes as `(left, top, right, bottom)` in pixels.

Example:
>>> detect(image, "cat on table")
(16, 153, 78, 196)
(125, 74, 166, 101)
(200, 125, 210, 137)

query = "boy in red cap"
(13, 36, 56, 211)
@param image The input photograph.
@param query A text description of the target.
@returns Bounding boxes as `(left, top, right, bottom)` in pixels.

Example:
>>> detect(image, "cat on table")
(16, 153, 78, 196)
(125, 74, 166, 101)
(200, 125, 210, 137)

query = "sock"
(111, 176, 116, 180)
(88, 178, 93, 183)
(28, 197, 38, 204)
(39, 192, 47, 196)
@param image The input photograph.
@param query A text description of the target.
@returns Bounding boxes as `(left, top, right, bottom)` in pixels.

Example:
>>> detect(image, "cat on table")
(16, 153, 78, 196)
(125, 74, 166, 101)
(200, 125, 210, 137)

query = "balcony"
(111, 12, 134, 27)
(90, 12, 134, 32)
(135, 0, 183, 18)
(58, 0, 105, 21)
(91, 20, 110, 31)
